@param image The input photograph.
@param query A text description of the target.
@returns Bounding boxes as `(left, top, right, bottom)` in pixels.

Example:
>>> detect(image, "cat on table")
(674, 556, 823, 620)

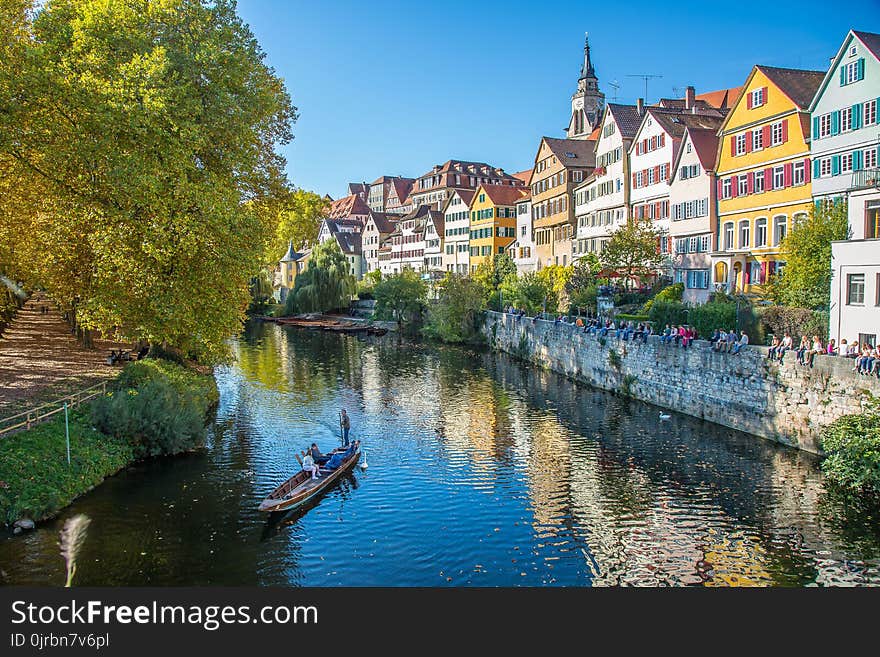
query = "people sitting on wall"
(731, 331, 749, 355)
(795, 336, 810, 365)
(805, 335, 823, 368)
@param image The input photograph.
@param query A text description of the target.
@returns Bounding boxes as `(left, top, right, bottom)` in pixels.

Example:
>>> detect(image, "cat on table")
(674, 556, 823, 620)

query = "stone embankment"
(483, 311, 880, 453)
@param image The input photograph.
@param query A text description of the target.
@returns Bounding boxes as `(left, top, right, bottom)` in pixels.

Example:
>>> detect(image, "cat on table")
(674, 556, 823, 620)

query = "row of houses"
(278, 29, 879, 347)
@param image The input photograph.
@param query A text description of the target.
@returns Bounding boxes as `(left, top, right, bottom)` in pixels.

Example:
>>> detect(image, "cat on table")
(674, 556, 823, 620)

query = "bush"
(423, 274, 485, 344)
(615, 313, 649, 323)
(688, 301, 737, 339)
(821, 399, 880, 499)
(642, 283, 683, 314)
(758, 306, 828, 342)
(92, 360, 217, 459)
(648, 300, 688, 329)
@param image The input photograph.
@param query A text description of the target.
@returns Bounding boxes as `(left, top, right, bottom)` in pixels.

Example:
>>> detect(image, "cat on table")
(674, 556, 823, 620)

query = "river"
(2, 321, 879, 586)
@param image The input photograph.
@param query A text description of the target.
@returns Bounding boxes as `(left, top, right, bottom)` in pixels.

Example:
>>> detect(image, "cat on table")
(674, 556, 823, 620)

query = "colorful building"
(712, 66, 824, 294)
(442, 189, 475, 274)
(468, 184, 529, 272)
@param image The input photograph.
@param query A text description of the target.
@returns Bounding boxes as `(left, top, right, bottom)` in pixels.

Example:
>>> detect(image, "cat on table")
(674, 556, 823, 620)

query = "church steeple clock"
(567, 33, 605, 139)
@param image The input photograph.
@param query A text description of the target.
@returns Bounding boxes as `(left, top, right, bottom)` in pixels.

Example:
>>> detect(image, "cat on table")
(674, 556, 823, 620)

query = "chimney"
(637, 97, 645, 116)
(685, 86, 696, 110)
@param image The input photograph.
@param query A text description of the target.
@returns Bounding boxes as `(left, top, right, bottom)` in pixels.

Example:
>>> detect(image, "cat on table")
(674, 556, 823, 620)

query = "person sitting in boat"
(301, 451, 320, 480)
(309, 443, 330, 465)
(324, 440, 359, 471)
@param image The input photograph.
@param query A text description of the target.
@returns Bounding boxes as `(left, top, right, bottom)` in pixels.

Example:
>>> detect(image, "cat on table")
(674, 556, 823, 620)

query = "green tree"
(424, 273, 486, 343)
(0, 0, 296, 363)
(536, 264, 572, 307)
(600, 220, 664, 289)
(473, 253, 517, 308)
(286, 240, 355, 314)
(266, 189, 328, 264)
(505, 272, 557, 315)
(373, 269, 427, 331)
(565, 256, 598, 313)
(772, 202, 849, 309)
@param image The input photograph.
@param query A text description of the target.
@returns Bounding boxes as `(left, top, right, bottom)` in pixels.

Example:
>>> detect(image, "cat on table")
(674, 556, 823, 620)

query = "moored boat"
(258, 442, 361, 513)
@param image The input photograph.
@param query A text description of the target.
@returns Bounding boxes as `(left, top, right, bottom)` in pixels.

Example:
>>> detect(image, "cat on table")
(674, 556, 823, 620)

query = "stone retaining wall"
(482, 311, 880, 453)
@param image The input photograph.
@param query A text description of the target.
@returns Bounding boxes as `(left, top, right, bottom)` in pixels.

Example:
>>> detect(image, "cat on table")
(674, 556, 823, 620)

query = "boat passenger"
(301, 452, 320, 480)
(310, 443, 330, 465)
(324, 440, 359, 471)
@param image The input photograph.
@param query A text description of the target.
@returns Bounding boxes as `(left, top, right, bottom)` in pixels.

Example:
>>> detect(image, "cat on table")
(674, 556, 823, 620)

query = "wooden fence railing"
(0, 381, 108, 438)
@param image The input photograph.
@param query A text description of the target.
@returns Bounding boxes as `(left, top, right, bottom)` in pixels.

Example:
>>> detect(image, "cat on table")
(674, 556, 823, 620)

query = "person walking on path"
(340, 409, 351, 446)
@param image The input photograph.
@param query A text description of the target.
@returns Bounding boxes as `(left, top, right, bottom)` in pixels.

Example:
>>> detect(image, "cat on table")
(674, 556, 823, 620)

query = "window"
(774, 215, 787, 245)
(689, 236, 698, 253)
(722, 178, 732, 199)
(866, 203, 880, 238)
(687, 270, 710, 289)
(647, 168, 655, 185)
(773, 166, 785, 189)
(841, 153, 853, 173)
(818, 113, 832, 138)
(754, 171, 765, 194)
(866, 100, 877, 126)
(820, 158, 832, 177)
(842, 59, 865, 85)
(738, 175, 748, 196)
(700, 235, 711, 252)
(847, 273, 865, 305)
(724, 223, 734, 250)
(752, 129, 763, 151)
(755, 218, 767, 247)
(735, 133, 747, 155)
(793, 161, 805, 185)
(686, 143, 692, 153)
(865, 148, 878, 170)
(841, 107, 853, 132)
(771, 121, 784, 145)
(739, 220, 750, 248)
(750, 88, 765, 108)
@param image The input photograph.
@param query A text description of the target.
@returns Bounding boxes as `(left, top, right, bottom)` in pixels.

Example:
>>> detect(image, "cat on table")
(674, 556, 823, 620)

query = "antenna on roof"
(608, 79, 620, 102)
(627, 74, 663, 102)
(672, 86, 684, 97)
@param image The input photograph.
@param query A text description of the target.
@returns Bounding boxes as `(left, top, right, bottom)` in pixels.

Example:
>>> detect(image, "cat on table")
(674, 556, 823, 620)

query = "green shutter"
(813, 116, 820, 139)
(853, 150, 863, 171)
(852, 104, 862, 129)
(857, 58, 865, 81)
(831, 111, 840, 135)
(813, 158, 821, 179)
(831, 155, 840, 176)
(840, 66, 846, 85)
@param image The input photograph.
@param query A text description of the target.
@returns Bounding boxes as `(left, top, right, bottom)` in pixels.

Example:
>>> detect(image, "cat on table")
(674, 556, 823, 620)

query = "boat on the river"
(259, 314, 387, 336)
(258, 442, 361, 513)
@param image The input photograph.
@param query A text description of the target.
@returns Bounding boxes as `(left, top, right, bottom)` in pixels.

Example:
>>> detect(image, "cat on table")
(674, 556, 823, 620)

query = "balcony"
(850, 168, 880, 191)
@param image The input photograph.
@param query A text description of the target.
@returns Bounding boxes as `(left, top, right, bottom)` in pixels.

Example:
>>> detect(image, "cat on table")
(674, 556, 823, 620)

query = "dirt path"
(0, 294, 129, 414)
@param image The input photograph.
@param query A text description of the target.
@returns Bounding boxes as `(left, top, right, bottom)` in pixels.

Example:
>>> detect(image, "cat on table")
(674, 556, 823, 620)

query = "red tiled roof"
(756, 66, 825, 110)
(685, 127, 721, 172)
(588, 126, 601, 140)
(327, 194, 371, 219)
(476, 184, 530, 207)
(512, 169, 533, 185)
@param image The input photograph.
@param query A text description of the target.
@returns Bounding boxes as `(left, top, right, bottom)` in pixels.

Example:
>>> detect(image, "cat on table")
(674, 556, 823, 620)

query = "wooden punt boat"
(258, 443, 361, 513)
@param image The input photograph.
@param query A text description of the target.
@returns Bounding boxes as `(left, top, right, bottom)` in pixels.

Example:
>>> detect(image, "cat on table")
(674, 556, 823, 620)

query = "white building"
(442, 189, 475, 274)
(668, 126, 721, 304)
(809, 30, 880, 203)
(573, 103, 642, 258)
(383, 205, 437, 275)
(362, 211, 398, 274)
(423, 210, 445, 278)
(509, 193, 537, 273)
(821, 30, 880, 347)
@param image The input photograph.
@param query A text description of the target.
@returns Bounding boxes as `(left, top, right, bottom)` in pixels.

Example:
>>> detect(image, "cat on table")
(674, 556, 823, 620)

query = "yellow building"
(277, 242, 310, 303)
(468, 184, 529, 272)
(712, 66, 824, 294)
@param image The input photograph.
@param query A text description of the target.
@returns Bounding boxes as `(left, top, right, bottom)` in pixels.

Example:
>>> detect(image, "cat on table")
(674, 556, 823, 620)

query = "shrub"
(424, 274, 485, 344)
(648, 300, 688, 329)
(608, 350, 622, 369)
(688, 301, 737, 339)
(615, 313, 649, 323)
(642, 283, 683, 314)
(821, 399, 880, 499)
(758, 306, 828, 342)
(92, 360, 217, 459)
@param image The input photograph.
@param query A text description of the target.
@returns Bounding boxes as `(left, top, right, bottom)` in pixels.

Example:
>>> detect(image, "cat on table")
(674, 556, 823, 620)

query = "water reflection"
(1, 321, 878, 586)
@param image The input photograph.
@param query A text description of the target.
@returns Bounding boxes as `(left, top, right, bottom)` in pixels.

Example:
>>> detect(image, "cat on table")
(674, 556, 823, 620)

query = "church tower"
(567, 34, 605, 139)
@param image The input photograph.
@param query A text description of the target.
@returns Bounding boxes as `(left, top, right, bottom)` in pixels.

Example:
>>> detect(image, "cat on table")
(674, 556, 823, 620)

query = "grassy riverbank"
(0, 359, 218, 525)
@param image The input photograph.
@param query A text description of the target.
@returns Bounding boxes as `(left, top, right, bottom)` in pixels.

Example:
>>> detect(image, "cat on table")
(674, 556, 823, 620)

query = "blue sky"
(236, 0, 878, 199)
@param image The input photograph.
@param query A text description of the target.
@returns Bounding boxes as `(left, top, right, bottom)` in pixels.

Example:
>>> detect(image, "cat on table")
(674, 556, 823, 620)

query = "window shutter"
(747, 92, 753, 110)
(717, 179, 723, 199)
(764, 168, 772, 189)
(852, 104, 862, 130)
(747, 171, 754, 194)
(804, 157, 812, 183)
(813, 117, 820, 139)
(632, 173, 637, 188)
(831, 155, 840, 176)
(762, 125, 771, 145)
(654, 165, 660, 181)
(853, 150, 863, 171)
(745, 130, 753, 153)
(831, 111, 840, 135)
(730, 136, 737, 156)
(760, 262, 767, 283)
(762, 87, 768, 104)
(660, 134, 665, 147)
(731, 178, 738, 198)
(857, 58, 865, 81)
(840, 66, 846, 86)
(813, 158, 820, 179)
(781, 119, 788, 143)
(783, 163, 792, 187)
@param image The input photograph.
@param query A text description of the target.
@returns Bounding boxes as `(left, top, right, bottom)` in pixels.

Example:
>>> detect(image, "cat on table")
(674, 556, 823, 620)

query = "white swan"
(659, 413, 671, 421)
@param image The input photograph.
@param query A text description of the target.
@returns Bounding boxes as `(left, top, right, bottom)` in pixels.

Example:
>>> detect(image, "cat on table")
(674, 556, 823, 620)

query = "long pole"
(64, 402, 70, 466)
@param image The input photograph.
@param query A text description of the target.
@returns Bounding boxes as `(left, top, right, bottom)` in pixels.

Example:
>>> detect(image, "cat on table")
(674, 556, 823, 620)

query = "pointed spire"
(581, 32, 596, 80)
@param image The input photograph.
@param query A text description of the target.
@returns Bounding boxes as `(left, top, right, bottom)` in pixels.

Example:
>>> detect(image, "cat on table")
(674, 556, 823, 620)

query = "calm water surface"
(2, 322, 879, 586)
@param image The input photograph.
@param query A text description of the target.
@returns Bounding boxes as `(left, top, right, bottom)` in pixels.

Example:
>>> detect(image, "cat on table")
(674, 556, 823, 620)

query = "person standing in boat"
(340, 409, 351, 446)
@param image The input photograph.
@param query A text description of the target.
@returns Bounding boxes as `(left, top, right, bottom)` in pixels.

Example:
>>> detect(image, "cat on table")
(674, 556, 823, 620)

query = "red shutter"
(804, 157, 811, 183)
(783, 162, 793, 187)
(762, 125, 771, 146)
(717, 179, 723, 198)
(747, 92, 753, 109)
(764, 168, 772, 189)
(731, 177, 738, 198)
(760, 261, 767, 284)
(654, 165, 660, 182)
(632, 173, 637, 188)
(761, 87, 768, 104)
(745, 130, 753, 153)
(781, 119, 788, 143)
(730, 136, 737, 156)
(660, 134, 665, 147)
(747, 171, 754, 194)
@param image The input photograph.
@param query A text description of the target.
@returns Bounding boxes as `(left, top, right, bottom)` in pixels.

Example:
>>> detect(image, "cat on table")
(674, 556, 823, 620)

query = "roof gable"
(809, 29, 880, 112)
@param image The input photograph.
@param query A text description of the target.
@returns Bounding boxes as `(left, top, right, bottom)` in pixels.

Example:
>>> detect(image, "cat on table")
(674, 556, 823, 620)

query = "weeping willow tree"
(284, 240, 355, 315)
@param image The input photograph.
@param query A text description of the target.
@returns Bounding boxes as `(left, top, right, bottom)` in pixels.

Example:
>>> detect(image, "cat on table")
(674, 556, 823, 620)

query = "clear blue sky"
(236, 0, 878, 199)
